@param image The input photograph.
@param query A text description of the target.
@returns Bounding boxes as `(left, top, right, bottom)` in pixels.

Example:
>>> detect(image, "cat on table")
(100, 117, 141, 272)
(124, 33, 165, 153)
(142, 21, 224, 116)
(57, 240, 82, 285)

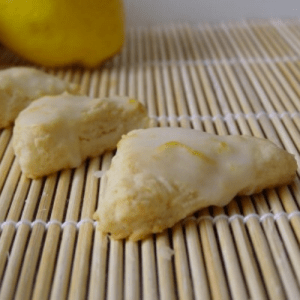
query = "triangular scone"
(94, 127, 297, 241)
(13, 93, 150, 178)
(0, 67, 79, 128)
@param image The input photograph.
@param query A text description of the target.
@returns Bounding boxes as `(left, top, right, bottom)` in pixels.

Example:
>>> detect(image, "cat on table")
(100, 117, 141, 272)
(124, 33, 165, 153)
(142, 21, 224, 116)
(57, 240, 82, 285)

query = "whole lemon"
(0, 0, 125, 67)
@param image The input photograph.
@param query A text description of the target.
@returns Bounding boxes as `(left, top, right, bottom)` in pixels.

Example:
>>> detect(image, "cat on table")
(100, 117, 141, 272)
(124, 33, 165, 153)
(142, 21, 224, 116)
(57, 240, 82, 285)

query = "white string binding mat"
(121, 55, 300, 68)
(149, 110, 300, 124)
(1, 212, 300, 232)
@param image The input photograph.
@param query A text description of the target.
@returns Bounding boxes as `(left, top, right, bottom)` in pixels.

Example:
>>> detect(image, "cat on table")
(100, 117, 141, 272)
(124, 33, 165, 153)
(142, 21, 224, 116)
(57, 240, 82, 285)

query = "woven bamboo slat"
(1, 19, 300, 299)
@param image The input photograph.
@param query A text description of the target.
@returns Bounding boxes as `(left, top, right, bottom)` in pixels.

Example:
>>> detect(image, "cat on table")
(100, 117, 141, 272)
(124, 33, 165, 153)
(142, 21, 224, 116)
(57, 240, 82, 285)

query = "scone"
(94, 127, 297, 241)
(0, 67, 79, 128)
(13, 93, 150, 178)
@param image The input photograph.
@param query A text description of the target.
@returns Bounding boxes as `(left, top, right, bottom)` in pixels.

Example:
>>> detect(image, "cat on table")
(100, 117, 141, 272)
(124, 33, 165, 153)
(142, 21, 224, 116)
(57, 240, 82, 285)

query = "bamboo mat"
(1, 19, 300, 300)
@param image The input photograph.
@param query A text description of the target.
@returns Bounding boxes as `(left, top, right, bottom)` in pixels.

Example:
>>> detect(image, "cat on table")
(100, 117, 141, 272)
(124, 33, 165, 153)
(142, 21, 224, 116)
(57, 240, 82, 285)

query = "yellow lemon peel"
(0, 0, 124, 67)
(157, 141, 216, 164)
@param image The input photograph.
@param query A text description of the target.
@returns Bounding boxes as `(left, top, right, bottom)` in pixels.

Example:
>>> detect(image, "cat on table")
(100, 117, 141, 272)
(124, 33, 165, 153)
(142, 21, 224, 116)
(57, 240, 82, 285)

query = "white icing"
(120, 128, 255, 206)
(95, 127, 297, 240)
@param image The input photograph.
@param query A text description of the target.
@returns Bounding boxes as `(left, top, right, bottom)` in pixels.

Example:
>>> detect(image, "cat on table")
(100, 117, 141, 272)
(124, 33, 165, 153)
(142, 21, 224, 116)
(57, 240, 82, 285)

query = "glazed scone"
(94, 127, 297, 241)
(0, 67, 79, 128)
(13, 93, 150, 178)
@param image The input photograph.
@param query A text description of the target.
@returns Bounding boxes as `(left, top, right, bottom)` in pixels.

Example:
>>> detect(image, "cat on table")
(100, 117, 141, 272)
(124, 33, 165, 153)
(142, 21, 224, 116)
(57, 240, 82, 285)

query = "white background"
(124, 0, 300, 26)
